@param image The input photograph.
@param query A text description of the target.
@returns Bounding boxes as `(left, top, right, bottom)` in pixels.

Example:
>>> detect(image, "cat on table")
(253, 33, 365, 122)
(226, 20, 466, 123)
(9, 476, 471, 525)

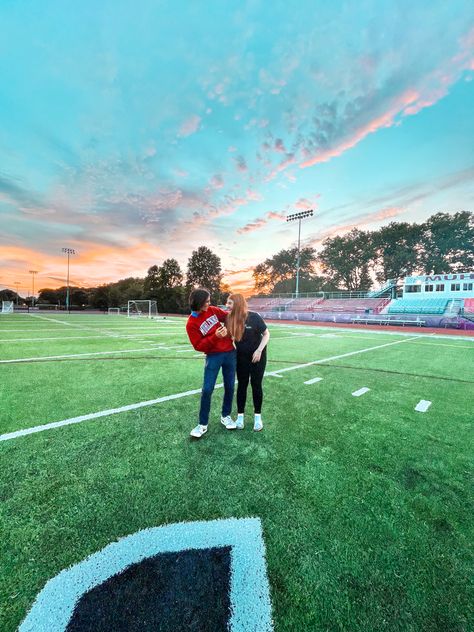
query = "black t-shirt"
(234, 311, 267, 355)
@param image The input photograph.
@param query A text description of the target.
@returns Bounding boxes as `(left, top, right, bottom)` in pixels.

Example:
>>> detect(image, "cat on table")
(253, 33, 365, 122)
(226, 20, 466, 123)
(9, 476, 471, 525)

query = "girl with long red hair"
(225, 293, 270, 431)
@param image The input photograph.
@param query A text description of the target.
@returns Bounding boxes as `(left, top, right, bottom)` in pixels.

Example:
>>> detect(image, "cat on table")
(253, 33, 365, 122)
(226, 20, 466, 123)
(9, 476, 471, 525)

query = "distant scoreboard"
(403, 272, 474, 299)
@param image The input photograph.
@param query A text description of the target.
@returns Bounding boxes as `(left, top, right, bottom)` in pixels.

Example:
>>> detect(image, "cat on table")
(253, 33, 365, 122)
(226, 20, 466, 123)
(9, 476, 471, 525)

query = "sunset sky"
(1, 0, 473, 296)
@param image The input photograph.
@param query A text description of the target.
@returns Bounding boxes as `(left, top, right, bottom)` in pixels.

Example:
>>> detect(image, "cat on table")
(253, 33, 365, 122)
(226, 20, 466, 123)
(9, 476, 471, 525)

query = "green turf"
(0, 314, 473, 631)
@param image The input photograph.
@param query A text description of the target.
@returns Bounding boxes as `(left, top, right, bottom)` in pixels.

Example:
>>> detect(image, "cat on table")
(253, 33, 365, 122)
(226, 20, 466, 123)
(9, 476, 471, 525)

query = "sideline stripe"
(304, 377, 323, 385)
(352, 387, 370, 397)
(0, 337, 419, 443)
(415, 400, 432, 412)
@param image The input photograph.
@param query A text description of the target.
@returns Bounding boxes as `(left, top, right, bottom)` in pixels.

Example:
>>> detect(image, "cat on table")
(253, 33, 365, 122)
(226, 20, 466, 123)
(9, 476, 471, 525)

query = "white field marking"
(264, 372, 284, 378)
(19, 518, 273, 632)
(0, 336, 427, 443)
(319, 333, 338, 338)
(0, 384, 223, 442)
(415, 400, 432, 412)
(0, 347, 171, 364)
(267, 322, 474, 342)
(269, 336, 422, 376)
(304, 377, 323, 385)
(25, 313, 165, 344)
(0, 331, 185, 343)
(352, 387, 370, 397)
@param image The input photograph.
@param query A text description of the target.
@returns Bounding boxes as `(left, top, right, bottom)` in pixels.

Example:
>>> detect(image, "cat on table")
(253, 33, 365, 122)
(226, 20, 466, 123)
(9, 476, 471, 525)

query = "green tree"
(143, 265, 160, 299)
(186, 246, 223, 302)
(252, 247, 317, 294)
(372, 222, 423, 283)
(419, 211, 474, 274)
(318, 229, 374, 291)
(156, 259, 184, 313)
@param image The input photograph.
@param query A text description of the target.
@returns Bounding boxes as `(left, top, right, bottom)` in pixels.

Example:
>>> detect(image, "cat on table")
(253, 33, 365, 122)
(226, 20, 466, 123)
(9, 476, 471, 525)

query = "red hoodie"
(186, 306, 234, 355)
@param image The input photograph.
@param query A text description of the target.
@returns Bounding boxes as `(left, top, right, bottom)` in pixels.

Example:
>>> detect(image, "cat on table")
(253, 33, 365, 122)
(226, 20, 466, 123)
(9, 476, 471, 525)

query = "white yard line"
(0, 335, 427, 443)
(269, 336, 422, 375)
(0, 348, 167, 364)
(352, 387, 370, 397)
(0, 386, 223, 442)
(415, 400, 432, 412)
(0, 332, 184, 343)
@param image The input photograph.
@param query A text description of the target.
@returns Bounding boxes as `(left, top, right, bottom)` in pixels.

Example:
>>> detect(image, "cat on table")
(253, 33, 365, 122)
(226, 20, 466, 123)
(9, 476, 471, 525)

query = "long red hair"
(227, 293, 248, 342)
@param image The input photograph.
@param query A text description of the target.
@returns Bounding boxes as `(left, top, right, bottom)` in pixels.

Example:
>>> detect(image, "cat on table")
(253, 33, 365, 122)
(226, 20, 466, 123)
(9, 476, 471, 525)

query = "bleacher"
(285, 298, 324, 311)
(463, 298, 474, 313)
(387, 298, 448, 314)
(310, 298, 388, 313)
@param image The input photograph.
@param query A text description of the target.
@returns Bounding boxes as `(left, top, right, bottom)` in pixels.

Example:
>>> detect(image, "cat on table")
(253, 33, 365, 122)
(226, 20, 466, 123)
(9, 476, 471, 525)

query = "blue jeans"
(199, 351, 236, 426)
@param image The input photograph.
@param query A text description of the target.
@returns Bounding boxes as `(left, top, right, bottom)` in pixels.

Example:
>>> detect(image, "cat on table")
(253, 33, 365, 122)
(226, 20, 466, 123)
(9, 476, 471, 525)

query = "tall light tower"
(29, 270, 38, 307)
(62, 248, 76, 313)
(286, 209, 314, 297)
(14, 281, 21, 305)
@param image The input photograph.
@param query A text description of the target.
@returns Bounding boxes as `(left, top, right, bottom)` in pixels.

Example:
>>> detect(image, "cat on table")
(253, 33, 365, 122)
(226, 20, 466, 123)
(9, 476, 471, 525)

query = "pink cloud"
(311, 206, 406, 245)
(178, 115, 201, 137)
(210, 174, 224, 189)
(237, 210, 286, 234)
(300, 89, 419, 168)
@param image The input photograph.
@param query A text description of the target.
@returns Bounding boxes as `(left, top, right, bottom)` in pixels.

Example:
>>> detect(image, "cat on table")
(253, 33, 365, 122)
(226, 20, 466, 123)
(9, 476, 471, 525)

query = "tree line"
(253, 211, 473, 294)
(1, 211, 471, 310)
(2, 246, 228, 313)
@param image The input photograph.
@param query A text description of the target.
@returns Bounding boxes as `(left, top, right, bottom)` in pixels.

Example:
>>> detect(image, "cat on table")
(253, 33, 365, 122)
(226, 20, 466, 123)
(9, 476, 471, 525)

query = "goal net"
(1, 301, 14, 314)
(107, 307, 121, 315)
(127, 300, 158, 318)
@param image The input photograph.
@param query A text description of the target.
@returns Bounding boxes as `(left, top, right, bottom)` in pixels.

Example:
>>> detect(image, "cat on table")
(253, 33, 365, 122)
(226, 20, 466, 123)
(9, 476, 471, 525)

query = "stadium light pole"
(29, 270, 38, 307)
(14, 281, 21, 305)
(286, 209, 314, 297)
(62, 248, 76, 313)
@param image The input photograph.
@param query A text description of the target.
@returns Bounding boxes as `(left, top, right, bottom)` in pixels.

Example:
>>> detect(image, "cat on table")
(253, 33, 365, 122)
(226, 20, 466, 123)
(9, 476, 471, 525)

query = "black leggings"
(236, 350, 267, 414)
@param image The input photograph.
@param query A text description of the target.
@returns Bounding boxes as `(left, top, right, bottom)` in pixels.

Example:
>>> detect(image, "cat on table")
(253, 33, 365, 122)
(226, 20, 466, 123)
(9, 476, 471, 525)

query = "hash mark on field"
(415, 400, 432, 412)
(304, 377, 323, 385)
(352, 387, 370, 397)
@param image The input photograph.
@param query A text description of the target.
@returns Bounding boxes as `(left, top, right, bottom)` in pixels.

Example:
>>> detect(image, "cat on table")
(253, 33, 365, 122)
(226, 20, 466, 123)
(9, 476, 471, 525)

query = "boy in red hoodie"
(186, 288, 237, 438)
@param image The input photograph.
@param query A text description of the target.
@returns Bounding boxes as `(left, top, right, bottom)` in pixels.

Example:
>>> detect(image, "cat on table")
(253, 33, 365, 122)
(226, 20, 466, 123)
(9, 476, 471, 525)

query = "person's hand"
(252, 349, 262, 363)
(216, 325, 228, 338)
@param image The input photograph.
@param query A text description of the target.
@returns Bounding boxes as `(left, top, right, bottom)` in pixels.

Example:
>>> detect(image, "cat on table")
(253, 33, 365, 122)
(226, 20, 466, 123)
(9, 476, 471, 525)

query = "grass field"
(1, 313, 473, 631)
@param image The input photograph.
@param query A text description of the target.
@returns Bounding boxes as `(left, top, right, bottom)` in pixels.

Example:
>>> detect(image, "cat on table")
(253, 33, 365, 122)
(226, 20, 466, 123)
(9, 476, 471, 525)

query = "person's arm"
(252, 328, 270, 363)
(212, 306, 229, 322)
(186, 321, 228, 354)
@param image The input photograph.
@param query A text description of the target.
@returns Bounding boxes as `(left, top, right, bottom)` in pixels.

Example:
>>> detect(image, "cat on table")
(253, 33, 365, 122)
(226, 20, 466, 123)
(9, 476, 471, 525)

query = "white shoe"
(236, 416, 244, 430)
(221, 415, 237, 430)
(253, 418, 263, 432)
(190, 424, 208, 438)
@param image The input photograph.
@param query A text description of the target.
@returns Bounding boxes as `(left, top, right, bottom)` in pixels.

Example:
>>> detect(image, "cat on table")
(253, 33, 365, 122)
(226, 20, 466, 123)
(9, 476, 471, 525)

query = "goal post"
(1, 301, 14, 314)
(127, 300, 158, 318)
(107, 307, 121, 315)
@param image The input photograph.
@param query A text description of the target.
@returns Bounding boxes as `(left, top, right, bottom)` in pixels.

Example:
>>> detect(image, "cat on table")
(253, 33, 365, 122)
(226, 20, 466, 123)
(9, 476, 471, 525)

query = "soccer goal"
(1, 301, 14, 314)
(127, 300, 158, 318)
(107, 307, 121, 315)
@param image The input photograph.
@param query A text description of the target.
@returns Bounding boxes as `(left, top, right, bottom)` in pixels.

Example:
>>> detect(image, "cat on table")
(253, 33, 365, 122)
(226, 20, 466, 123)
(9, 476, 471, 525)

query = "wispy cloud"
(178, 114, 201, 137)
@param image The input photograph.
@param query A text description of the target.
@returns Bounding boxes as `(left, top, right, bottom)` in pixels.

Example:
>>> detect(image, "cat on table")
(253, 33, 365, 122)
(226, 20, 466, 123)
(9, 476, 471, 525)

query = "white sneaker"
(221, 416, 237, 430)
(253, 418, 263, 432)
(190, 424, 208, 438)
(236, 416, 244, 430)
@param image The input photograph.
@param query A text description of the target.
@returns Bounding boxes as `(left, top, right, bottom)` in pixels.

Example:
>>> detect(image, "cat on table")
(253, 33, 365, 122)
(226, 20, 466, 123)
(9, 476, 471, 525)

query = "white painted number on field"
(352, 387, 370, 397)
(415, 400, 432, 412)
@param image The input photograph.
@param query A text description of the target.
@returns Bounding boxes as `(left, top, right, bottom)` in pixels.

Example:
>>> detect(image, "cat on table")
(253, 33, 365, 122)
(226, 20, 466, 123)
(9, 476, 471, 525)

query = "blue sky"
(1, 0, 473, 294)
